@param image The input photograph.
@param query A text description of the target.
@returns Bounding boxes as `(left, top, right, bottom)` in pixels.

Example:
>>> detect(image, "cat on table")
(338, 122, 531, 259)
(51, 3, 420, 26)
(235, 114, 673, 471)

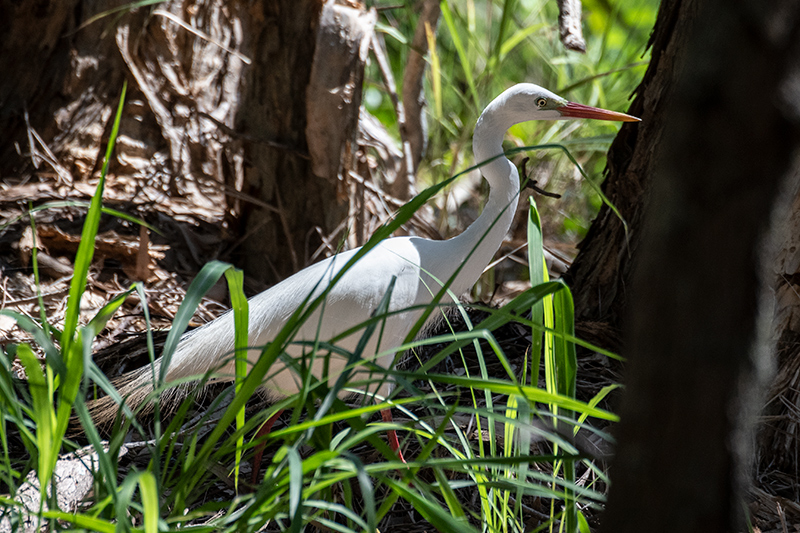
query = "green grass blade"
(138, 471, 160, 533)
(0, 311, 60, 369)
(41, 510, 115, 533)
(84, 288, 135, 338)
(224, 267, 248, 490)
(158, 260, 232, 383)
(288, 447, 303, 533)
(71, 398, 120, 503)
(16, 343, 54, 492)
(576, 384, 620, 431)
(552, 284, 577, 402)
(489, 0, 517, 71)
(28, 200, 161, 234)
(426, 18, 443, 120)
(527, 196, 547, 388)
(1, 200, 160, 235)
(384, 477, 476, 533)
(350, 455, 377, 532)
(27, 206, 51, 340)
(415, 374, 615, 421)
(60, 81, 126, 359)
(53, 328, 85, 460)
(0, 349, 37, 481)
(499, 23, 546, 58)
(440, 1, 480, 109)
(432, 466, 467, 521)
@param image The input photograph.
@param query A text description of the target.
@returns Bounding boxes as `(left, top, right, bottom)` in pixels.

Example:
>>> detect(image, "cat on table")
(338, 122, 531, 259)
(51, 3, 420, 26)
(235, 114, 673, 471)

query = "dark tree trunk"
(562, 0, 684, 335)
(0, 0, 128, 178)
(601, 1, 800, 532)
(234, 0, 350, 285)
(0, 0, 361, 287)
(566, 0, 800, 523)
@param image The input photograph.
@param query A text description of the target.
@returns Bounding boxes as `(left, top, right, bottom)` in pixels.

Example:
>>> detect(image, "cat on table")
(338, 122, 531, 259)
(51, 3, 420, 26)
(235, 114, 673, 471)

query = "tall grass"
(0, 2, 654, 531)
(1, 90, 619, 532)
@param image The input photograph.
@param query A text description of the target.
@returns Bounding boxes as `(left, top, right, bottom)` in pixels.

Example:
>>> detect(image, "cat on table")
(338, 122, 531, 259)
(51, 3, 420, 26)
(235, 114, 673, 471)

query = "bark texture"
(235, 0, 353, 284)
(602, 1, 800, 531)
(563, 0, 683, 334)
(0, 0, 126, 179)
(759, 168, 800, 485)
(0, 1, 246, 212)
(0, 0, 369, 287)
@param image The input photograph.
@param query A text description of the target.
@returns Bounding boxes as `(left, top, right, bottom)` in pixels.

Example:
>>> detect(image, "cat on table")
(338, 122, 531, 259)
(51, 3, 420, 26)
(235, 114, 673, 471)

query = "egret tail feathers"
(87, 365, 198, 427)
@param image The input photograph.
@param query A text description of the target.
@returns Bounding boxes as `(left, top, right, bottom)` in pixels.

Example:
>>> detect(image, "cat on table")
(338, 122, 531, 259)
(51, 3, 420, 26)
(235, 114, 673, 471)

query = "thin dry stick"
(401, 0, 440, 185)
(23, 114, 73, 185)
(557, 0, 587, 52)
(777, 501, 788, 533)
(135, 226, 150, 281)
(24, 108, 40, 170)
(370, 32, 415, 200)
(273, 184, 299, 273)
(308, 220, 347, 263)
(153, 9, 252, 65)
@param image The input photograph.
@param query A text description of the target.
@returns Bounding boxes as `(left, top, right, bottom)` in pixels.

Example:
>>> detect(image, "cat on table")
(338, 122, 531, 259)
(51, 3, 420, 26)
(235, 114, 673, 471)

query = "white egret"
(91, 83, 639, 481)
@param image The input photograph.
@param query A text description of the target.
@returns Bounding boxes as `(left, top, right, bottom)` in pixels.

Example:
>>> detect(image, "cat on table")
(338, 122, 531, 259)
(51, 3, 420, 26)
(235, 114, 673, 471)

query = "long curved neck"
(444, 105, 520, 295)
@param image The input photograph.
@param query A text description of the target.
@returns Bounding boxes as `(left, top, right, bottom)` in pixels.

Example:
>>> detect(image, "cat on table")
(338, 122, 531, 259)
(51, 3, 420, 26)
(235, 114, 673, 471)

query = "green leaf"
(417, 374, 616, 421)
(28, 200, 161, 234)
(527, 197, 547, 388)
(18, 343, 55, 492)
(61, 81, 126, 360)
(224, 267, 248, 489)
(159, 260, 233, 383)
(138, 471, 160, 533)
(553, 282, 577, 403)
(41, 511, 116, 533)
(384, 477, 476, 533)
(288, 447, 303, 533)
(440, 1, 480, 110)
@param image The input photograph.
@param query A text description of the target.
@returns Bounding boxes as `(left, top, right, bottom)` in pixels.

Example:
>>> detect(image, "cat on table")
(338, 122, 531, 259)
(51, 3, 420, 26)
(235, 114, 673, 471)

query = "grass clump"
(1, 97, 618, 532)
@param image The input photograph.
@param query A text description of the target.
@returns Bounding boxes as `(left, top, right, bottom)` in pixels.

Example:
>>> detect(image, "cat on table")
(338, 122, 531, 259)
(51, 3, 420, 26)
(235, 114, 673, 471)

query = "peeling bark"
(306, 1, 375, 183)
(234, 0, 354, 284)
(0, 0, 364, 287)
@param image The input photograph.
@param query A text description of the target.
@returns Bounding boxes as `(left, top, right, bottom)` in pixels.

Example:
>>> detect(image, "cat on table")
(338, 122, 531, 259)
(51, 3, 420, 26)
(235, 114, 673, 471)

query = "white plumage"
(92, 84, 638, 457)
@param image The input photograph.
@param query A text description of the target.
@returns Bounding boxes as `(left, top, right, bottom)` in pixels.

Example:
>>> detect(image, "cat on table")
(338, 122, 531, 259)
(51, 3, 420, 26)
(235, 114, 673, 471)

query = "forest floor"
(1, 170, 797, 532)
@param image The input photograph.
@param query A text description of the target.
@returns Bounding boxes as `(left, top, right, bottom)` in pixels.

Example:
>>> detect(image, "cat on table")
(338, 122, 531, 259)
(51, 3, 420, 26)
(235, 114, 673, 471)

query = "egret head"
(490, 83, 640, 125)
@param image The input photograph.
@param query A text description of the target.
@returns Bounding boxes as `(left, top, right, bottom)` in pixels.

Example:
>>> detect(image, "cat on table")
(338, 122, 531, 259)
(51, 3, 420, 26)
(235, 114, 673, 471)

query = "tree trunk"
(0, 0, 365, 287)
(234, 0, 358, 286)
(566, 0, 800, 523)
(759, 174, 800, 489)
(562, 0, 683, 336)
(601, 2, 800, 532)
(0, 0, 244, 216)
(0, 0, 127, 179)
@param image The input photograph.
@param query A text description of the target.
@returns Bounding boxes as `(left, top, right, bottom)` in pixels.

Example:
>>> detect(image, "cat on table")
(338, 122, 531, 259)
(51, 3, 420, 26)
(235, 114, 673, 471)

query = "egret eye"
(536, 98, 547, 108)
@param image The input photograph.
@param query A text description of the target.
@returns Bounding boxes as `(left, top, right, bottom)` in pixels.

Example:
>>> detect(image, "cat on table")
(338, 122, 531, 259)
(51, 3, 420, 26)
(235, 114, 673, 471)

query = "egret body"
(92, 84, 638, 476)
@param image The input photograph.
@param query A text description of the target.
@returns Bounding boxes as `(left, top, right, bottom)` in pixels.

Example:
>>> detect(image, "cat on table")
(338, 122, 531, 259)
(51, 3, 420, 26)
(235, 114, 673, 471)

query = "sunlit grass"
(369, 0, 656, 241)
(1, 94, 619, 533)
(0, 2, 654, 531)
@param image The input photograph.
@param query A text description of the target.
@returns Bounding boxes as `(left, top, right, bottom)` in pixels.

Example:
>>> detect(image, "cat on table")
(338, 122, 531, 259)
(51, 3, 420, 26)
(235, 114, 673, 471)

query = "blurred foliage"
(365, 0, 657, 242)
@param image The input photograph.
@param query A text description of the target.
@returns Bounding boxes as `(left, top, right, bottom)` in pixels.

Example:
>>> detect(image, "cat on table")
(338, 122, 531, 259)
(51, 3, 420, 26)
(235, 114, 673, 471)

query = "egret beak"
(558, 101, 640, 122)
